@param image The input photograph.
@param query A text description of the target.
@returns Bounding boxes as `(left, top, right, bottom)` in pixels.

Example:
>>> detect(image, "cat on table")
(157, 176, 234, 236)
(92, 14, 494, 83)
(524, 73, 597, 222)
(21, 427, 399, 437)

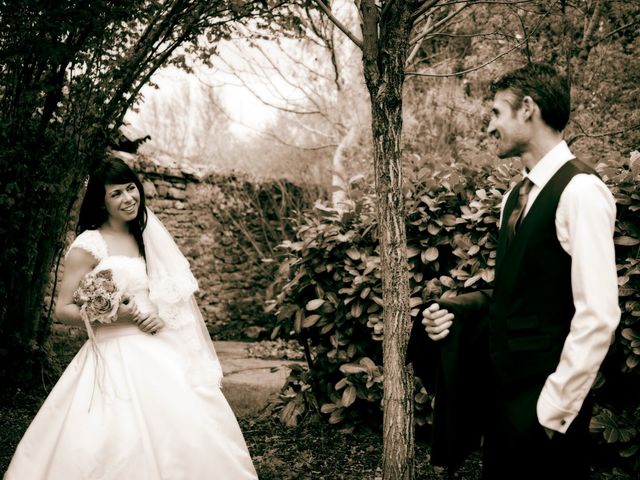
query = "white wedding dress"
(4, 229, 257, 480)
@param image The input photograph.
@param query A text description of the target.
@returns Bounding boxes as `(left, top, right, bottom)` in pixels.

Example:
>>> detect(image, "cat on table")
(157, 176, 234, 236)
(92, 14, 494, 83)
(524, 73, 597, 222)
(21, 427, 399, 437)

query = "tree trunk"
(359, 1, 414, 479)
(331, 125, 358, 210)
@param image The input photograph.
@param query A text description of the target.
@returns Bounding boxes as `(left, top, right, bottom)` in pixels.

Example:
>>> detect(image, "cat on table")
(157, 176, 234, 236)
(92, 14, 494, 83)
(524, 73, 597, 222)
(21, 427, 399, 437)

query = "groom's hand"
(421, 303, 454, 341)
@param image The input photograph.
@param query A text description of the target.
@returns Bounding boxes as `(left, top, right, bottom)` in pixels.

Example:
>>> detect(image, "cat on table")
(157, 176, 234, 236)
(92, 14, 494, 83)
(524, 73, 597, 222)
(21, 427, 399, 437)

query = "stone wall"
(135, 156, 282, 337)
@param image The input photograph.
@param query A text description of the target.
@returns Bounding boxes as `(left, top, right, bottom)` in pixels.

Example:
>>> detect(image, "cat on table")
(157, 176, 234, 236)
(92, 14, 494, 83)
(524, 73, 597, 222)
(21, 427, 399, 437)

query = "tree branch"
(409, 2, 470, 46)
(407, 7, 548, 77)
(411, 0, 441, 24)
(311, 0, 363, 50)
(592, 21, 638, 48)
(567, 122, 640, 147)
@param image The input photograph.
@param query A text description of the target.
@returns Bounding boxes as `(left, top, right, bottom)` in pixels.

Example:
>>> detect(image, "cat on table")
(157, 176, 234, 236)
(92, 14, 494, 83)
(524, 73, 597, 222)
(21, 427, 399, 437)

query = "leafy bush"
(267, 151, 640, 476)
(589, 150, 640, 474)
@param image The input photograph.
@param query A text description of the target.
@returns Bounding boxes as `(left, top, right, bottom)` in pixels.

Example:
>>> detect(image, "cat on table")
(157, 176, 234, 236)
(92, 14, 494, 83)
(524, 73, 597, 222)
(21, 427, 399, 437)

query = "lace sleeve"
(66, 230, 108, 262)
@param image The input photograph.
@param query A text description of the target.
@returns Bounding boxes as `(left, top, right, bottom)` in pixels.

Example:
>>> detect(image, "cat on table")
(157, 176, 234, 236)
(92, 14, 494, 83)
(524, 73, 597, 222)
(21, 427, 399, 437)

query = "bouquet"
(73, 269, 122, 324)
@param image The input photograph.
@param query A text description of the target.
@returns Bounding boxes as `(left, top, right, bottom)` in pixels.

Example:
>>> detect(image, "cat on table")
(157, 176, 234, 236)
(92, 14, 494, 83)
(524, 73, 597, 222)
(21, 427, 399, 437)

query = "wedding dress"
(4, 219, 257, 480)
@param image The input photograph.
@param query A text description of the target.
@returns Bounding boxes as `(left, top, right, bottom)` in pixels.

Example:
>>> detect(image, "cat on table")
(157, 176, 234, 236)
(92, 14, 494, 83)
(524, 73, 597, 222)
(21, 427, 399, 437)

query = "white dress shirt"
(499, 140, 621, 434)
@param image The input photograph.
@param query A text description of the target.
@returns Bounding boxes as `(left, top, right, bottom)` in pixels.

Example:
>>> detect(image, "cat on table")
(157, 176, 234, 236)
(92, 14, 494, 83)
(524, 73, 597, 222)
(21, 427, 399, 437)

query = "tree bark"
(359, 1, 415, 479)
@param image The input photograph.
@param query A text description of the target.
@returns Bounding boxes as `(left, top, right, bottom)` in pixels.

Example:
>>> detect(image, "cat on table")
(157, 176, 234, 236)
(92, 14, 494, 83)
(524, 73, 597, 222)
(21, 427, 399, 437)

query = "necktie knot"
(505, 177, 533, 247)
(519, 177, 533, 197)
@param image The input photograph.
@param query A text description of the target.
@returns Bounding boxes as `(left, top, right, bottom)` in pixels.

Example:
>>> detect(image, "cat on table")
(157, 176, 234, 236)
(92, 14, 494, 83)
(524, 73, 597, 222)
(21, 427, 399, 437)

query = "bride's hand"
(136, 313, 165, 335)
(117, 294, 143, 323)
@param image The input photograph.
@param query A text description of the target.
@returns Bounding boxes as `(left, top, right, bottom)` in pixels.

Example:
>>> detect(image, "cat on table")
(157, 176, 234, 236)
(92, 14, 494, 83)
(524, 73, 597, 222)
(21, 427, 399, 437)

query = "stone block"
(168, 187, 187, 200)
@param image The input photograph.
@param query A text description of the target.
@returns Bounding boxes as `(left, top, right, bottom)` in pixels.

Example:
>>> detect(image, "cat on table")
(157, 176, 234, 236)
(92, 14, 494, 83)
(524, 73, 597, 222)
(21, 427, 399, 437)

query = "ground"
(0, 336, 627, 479)
(0, 385, 481, 479)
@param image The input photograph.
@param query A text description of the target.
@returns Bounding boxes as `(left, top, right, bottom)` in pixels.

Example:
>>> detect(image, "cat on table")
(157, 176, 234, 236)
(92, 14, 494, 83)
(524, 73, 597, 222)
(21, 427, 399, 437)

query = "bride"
(4, 157, 258, 479)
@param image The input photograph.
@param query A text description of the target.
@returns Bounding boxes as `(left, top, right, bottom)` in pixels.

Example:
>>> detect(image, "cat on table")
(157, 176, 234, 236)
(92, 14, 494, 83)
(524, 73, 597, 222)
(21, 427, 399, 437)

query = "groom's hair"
(77, 156, 148, 257)
(490, 63, 570, 132)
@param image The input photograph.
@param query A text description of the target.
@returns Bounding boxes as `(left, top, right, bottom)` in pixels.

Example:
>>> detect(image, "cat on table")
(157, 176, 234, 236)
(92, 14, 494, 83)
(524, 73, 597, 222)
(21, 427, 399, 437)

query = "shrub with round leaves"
(268, 151, 639, 476)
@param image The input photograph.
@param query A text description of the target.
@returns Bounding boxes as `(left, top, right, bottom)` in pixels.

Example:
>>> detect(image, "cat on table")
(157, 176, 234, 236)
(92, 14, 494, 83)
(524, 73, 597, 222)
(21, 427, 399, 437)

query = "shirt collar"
(523, 140, 575, 189)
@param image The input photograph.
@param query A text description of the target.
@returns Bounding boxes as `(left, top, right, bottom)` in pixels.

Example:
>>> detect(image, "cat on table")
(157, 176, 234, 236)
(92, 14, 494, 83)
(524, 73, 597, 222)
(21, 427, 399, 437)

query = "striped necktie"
(505, 177, 533, 246)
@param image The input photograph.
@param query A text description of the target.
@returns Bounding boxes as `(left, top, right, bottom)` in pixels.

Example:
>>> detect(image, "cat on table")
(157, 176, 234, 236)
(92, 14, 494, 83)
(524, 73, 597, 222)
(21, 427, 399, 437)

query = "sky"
(125, 61, 277, 140)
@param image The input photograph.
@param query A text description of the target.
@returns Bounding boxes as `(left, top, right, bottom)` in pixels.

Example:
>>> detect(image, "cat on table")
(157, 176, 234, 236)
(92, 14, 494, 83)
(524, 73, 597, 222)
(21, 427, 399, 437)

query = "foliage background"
(262, 3, 640, 475)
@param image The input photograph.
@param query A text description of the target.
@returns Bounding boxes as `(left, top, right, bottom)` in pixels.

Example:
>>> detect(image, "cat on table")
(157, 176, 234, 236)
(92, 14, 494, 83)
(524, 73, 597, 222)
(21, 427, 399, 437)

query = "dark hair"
(77, 157, 147, 256)
(490, 63, 570, 132)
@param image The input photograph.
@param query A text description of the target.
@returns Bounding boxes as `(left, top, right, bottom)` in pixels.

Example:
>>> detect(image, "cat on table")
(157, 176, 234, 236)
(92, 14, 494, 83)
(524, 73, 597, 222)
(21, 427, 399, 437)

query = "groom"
(422, 63, 620, 479)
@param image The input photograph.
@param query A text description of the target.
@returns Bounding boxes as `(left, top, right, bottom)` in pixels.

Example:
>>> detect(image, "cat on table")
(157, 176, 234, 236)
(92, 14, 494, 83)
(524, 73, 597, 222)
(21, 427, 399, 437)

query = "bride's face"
(104, 182, 141, 224)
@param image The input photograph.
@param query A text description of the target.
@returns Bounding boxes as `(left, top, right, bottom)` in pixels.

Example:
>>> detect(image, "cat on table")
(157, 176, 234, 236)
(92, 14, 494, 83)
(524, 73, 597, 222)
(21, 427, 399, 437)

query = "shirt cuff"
(536, 389, 579, 434)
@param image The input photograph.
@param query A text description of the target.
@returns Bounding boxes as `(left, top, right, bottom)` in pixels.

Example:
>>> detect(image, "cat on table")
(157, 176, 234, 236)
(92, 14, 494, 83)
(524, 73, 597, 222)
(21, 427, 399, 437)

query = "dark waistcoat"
(489, 159, 596, 386)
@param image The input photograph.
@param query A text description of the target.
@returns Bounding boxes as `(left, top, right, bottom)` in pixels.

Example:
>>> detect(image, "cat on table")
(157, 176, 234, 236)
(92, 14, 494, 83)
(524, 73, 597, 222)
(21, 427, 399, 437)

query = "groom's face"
(488, 90, 530, 159)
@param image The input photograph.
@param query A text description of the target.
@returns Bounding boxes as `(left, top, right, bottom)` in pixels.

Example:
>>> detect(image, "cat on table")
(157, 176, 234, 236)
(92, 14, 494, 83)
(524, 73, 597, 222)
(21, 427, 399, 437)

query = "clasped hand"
(117, 294, 165, 335)
(421, 303, 454, 341)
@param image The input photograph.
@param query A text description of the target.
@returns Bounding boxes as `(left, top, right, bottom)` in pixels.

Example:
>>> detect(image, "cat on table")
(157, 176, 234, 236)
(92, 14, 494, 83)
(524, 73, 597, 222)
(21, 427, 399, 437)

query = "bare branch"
(406, 7, 549, 77)
(311, 0, 363, 50)
(409, 3, 470, 46)
(592, 21, 638, 48)
(407, 42, 519, 77)
(406, 14, 433, 66)
(422, 29, 505, 38)
(208, 57, 322, 116)
(580, 0, 603, 52)
(507, 2, 532, 63)
(211, 98, 337, 151)
(567, 122, 640, 147)
(411, 0, 441, 24)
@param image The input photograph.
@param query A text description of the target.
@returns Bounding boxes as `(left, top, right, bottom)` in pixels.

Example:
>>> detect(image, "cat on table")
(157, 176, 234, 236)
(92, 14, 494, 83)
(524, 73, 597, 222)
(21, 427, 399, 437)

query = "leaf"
(360, 357, 376, 370)
(345, 248, 361, 260)
(621, 328, 637, 341)
(340, 363, 367, 375)
(440, 214, 458, 226)
(329, 408, 345, 424)
(439, 275, 455, 288)
(320, 402, 338, 414)
(409, 297, 423, 308)
(614, 236, 640, 246)
(320, 323, 334, 335)
(270, 325, 281, 340)
(302, 314, 321, 328)
(422, 247, 439, 263)
(341, 385, 357, 407)
(427, 224, 441, 235)
(279, 397, 305, 427)
(481, 269, 495, 283)
(619, 443, 639, 458)
(306, 299, 325, 311)
(293, 309, 302, 334)
(334, 378, 348, 390)
(464, 274, 482, 288)
(604, 428, 620, 444)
